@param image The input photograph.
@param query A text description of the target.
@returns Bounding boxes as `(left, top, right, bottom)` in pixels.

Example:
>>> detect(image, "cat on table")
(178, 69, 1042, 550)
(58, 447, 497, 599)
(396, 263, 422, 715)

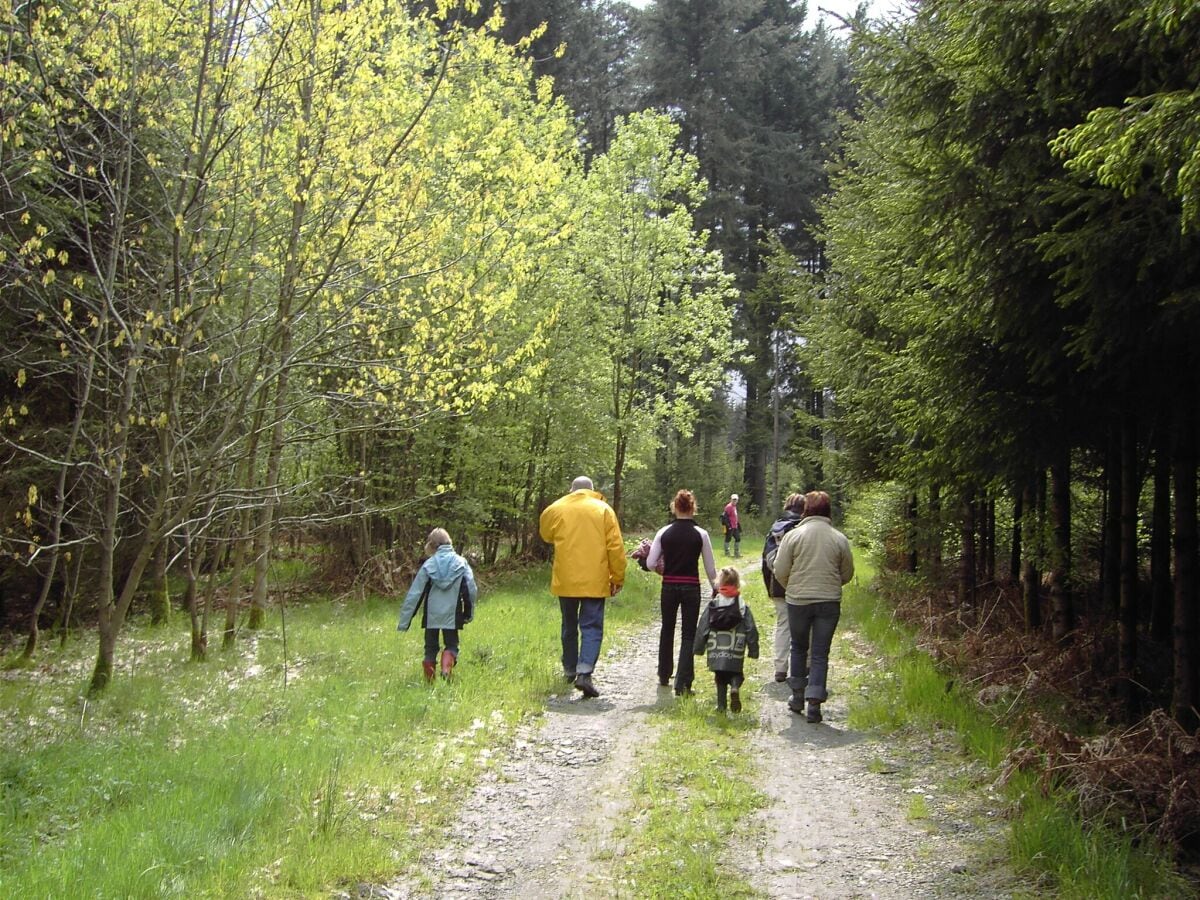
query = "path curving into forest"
(362, 573, 1016, 899)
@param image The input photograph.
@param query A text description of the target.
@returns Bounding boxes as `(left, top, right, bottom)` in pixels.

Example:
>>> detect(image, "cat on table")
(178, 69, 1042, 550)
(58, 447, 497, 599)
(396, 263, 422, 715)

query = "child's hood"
(713, 593, 747, 614)
(426, 545, 467, 588)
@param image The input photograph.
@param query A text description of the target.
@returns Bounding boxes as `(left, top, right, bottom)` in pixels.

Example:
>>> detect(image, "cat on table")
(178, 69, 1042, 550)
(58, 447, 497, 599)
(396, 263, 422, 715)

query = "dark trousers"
(424, 628, 459, 663)
(658, 582, 701, 692)
(787, 601, 841, 702)
(714, 670, 744, 708)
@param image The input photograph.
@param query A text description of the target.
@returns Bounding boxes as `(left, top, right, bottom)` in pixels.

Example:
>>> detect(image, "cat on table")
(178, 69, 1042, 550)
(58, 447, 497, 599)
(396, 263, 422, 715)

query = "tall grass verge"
(840, 561, 1187, 898)
(0, 564, 658, 897)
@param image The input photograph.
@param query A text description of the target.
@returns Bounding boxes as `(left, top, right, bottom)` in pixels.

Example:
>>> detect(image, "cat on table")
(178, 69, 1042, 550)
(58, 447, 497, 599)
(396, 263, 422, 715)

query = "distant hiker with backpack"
(721, 493, 741, 557)
(644, 489, 718, 696)
(762, 493, 806, 683)
(694, 566, 759, 713)
(771, 491, 854, 723)
(397, 528, 478, 683)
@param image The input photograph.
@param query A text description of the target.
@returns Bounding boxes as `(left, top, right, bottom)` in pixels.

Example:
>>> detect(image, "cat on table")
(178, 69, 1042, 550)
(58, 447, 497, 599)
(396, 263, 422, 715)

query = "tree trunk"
(1021, 478, 1041, 631)
(982, 498, 996, 584)
(1009, 486, 1022, 586)
(928, 483, 942, 576)
(1118, 415, 1141, 716)
(24, 292, 101, 659)
(91, 352, 143, 693)
(183, 531, 206, 662)
(249, 29, 317, 630)
(57, 545, 85, 647)
(957, 486, 977, 609)
(1102, 423, 1122, 617)
(1150, 444, 1173, 643)
(247, 329, 294, 631)
(1172, 391, 1198, 731)
(906, 492, 918, 574)
(810, 388, 825, 487)
(149, 541, 171, 626)
(1048, 454, 1073, 642)
(612, 427, 626, 520)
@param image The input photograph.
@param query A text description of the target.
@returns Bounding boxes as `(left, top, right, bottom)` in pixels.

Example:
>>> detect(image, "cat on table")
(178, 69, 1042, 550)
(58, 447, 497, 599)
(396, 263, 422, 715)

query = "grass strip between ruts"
(607, 701, 766, 898)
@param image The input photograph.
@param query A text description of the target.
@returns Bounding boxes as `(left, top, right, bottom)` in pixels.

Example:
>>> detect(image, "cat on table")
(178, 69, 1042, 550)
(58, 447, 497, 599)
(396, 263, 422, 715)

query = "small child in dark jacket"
(694, 566, 759, 712)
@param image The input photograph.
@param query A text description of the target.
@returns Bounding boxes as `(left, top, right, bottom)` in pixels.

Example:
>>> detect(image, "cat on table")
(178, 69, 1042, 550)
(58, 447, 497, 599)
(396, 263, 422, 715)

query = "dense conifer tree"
(636, 0, 849, 509)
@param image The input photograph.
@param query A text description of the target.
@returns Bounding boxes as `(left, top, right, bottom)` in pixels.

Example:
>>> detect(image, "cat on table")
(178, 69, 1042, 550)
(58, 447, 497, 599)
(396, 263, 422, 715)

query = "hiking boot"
(422, 660, 436, 683)
(774, 670, 788, 683)
(730, 689, 742, 713)
(806, 701, 822, 724)
(440, 650, 456, 680)
(787, 694, 805, 715)
(574, 673, 600, 698)
(564, 670, 577, 682)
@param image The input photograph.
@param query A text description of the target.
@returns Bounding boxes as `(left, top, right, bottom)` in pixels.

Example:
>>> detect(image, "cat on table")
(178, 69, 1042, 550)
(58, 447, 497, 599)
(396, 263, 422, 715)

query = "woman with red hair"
(646, 489, 719, 695)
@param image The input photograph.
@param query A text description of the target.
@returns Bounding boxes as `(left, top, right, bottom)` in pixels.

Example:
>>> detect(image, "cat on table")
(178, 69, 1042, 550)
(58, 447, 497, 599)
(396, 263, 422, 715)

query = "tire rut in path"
(387, 623, 671, 899)
(732, 636, 1013, 899)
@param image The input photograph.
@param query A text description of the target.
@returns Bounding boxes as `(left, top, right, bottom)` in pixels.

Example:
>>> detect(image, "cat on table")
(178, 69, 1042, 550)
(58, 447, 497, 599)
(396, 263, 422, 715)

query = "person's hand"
(610, 582, 622, 596)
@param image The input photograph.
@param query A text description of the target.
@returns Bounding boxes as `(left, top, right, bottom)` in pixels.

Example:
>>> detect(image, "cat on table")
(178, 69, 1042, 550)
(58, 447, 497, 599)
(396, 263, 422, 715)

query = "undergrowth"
(841, 561, 1191, 898)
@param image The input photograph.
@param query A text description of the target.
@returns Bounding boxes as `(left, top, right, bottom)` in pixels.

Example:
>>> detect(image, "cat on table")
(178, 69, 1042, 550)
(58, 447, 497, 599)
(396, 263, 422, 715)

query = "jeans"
(424, 628, 459, 663)
(771, 597, 790, 675)
(787, 601, 841, 702)
(658, 583, 700, 692)
(559, 597, 605, 676)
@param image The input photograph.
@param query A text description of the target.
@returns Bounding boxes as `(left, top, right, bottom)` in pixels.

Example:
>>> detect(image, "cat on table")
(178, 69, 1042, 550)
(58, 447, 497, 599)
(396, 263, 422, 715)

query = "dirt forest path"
(376, 567, 1015, 900)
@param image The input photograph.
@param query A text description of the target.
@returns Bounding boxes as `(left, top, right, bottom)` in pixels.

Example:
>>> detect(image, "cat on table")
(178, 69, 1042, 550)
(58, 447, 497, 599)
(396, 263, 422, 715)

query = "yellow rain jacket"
(539, 489, 626, 598)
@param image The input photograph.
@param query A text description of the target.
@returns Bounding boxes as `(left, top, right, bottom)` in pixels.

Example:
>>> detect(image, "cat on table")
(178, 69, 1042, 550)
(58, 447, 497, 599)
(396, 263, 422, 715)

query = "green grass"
(606, 566, 769, 898)
(4, 546, 1188, 898)
(839, 558, 1189, 899)
(611, 700, 765, 898)
(0, 566, 658, 898)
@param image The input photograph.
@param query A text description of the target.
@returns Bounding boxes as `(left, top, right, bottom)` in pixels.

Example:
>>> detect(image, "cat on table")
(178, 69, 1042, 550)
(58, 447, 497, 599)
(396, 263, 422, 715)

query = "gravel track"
(360, 572, 1017, 899)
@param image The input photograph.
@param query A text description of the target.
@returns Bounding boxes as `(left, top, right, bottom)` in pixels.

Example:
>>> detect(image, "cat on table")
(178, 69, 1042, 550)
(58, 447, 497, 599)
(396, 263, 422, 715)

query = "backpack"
(719, 510, 731, 528)
(763, 517, 802, 574)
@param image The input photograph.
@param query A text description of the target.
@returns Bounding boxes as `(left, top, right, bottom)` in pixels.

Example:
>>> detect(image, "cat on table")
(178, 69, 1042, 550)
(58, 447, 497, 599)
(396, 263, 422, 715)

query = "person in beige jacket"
(771, 490, 854, 723)
(539, 476, 626, 698)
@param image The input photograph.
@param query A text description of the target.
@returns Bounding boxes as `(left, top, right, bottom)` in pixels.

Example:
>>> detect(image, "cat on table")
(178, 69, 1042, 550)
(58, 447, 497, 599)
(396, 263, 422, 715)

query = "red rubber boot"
(422, 660, 436, 684)
(440, 650, 456, 680)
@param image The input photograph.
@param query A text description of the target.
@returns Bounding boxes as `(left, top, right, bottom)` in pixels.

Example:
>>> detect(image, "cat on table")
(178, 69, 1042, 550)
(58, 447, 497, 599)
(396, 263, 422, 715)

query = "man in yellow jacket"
(539, 476, 626, 698)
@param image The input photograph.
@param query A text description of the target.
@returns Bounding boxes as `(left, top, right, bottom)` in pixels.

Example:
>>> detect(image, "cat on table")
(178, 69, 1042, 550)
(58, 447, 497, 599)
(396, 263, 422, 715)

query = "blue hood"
(426, 544, 467, 588)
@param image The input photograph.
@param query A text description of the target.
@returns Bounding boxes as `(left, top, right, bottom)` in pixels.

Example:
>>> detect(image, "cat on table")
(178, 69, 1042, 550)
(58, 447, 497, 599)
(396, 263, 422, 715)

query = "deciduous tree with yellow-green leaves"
(1, 0, 735, 689)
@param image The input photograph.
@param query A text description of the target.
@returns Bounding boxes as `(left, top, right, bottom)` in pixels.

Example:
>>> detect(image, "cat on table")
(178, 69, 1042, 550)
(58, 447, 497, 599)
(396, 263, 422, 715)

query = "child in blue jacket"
(398, 528, 477, 682)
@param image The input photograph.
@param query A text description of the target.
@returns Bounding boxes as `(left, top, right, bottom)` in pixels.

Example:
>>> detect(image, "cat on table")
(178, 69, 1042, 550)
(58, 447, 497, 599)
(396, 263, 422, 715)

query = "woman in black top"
(645, 490, 719, 695)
